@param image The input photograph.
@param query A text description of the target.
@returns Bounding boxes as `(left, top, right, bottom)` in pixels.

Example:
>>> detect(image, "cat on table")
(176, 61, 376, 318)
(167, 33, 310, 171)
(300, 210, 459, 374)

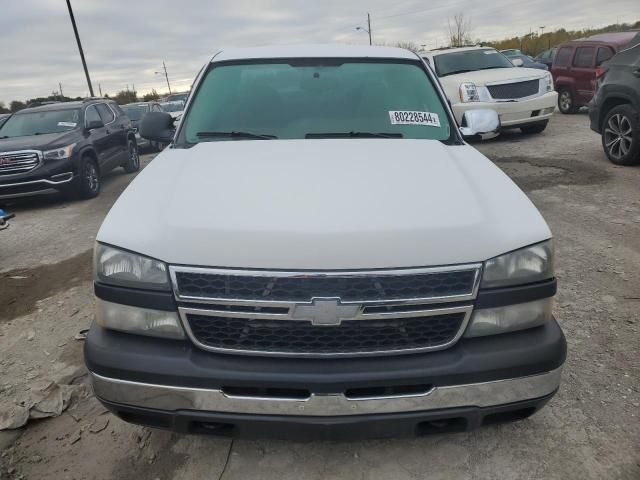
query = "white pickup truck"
(85, 45, 566, 440)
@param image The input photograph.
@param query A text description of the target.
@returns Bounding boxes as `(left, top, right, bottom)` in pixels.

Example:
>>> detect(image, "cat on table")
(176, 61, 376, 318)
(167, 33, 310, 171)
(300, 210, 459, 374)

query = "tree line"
(486, 20, 640, 56)
(0, 88, 164, 114)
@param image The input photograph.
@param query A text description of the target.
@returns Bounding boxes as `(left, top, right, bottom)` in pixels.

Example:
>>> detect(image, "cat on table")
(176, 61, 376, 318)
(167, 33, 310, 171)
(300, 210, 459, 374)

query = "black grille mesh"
(175, 270, 476, 302)
(487, 79, 539, 99)
(187, 312, 465, 355)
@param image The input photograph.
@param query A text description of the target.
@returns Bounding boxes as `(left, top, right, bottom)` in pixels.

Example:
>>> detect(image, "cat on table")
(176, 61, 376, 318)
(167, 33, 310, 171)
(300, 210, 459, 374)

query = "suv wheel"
(521, 121, 548, 134)
(75, 156, 101, 199)
(123, 139, 140, 173)
(602, 105, 640, 166)
(558, 88, 577, 114)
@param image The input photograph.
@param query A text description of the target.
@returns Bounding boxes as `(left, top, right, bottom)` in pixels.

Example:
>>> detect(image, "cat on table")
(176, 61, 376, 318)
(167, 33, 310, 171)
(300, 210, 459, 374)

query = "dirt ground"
(0, 114, 638, 480)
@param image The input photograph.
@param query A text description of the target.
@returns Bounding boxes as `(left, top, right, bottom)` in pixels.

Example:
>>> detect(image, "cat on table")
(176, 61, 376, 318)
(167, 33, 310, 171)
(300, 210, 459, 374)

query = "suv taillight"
(595, 67, 608, 80)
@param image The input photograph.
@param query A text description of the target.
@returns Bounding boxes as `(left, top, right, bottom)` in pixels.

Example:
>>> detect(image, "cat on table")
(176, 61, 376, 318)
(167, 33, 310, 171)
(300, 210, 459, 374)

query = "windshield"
(434, 49, 514, 76)
(160, 101, 184, 112)
(0, 109, 80, 138)
(122, 104, 149, 121)
(179, 60, 452, 145)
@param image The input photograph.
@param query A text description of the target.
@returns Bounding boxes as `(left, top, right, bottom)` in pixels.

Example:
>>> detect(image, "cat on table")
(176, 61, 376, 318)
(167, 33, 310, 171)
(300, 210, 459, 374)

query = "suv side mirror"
(86, 119, 104, 131)
(511, 58, 524, 67)
(140, 112, 175, 143)
(460, 109, 500, 139)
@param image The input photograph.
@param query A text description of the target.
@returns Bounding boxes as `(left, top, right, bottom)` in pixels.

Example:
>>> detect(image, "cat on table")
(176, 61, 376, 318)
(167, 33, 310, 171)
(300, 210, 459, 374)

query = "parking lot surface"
(1, 113, 639, 480)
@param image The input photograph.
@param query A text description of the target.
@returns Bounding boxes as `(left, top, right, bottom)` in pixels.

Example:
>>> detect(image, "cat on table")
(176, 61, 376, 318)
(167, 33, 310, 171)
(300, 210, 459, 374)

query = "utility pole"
(65, 0, 94, 97)
(59, 82, 64, 98)
(367, 13, 372, 45)
(163, 61, 172, 94)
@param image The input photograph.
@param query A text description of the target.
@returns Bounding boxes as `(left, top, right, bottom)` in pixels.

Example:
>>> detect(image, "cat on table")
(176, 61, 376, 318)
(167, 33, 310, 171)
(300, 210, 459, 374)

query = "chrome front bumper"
(90, 367, 562, 417)
(0, 172, 74, 199)
(452, 91, 558, 127)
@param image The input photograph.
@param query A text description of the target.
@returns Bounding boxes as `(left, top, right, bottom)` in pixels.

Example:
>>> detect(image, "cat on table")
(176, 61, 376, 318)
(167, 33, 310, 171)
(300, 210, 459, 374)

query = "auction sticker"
(389, 111, 440, 127)
(58, 122, 77, 127)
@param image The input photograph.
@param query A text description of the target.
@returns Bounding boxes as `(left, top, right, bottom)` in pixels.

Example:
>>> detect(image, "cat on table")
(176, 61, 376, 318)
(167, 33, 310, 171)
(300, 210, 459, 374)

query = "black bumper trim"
(93, 277, 556, 317)
(94, 282, 176, 311)
(84, 320, 566, 394)
(475, 279, 556, 309)
(98, 392, 556, 440)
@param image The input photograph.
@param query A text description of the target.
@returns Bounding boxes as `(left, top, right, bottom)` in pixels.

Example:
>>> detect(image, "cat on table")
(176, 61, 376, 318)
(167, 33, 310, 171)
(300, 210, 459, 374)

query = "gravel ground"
(0, 114, 638, 480)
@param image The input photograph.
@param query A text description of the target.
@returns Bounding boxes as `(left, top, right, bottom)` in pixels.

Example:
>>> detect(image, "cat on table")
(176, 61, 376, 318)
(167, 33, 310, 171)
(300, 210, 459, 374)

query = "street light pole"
(65, 0, 94, 97)
(163, 61, 172, 95)
(355, 14, 372, 46)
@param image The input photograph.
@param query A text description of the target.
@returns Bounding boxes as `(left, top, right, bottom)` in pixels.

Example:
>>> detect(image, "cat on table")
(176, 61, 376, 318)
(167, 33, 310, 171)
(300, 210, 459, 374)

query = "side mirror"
(86, 119, 104, 131)
(511, 58, 524, 67)
(460, 109, 500, 139)
(140, 112, 175, 143)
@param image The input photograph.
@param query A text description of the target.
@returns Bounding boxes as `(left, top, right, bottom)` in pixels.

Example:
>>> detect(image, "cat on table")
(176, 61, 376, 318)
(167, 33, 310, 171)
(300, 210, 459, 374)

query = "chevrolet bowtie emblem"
(291, 298, 361, 326)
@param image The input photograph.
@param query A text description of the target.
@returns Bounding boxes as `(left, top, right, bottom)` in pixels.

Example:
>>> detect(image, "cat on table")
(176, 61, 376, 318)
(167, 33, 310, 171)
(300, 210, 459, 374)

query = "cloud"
(0, 0, 636, 103)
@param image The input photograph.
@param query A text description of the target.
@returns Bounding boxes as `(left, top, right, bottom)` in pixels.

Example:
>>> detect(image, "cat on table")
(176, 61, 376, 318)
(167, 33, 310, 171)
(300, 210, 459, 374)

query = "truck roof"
(423, 46, 494, 58)
(211, 44, 419, 63)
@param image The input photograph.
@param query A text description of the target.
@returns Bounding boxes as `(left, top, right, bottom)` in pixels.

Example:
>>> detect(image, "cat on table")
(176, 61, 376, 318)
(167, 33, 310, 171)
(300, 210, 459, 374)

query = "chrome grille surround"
(0, 150, 42, 176)
(170, 264, 482, 357)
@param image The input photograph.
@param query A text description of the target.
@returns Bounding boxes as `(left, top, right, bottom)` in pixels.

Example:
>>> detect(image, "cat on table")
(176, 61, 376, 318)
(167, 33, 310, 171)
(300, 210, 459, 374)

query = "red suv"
(552, 32, 639, 113)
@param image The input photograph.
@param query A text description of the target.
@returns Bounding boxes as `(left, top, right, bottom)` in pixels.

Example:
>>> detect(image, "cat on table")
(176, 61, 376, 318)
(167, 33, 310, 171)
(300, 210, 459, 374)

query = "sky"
(1, 0, 638, 104)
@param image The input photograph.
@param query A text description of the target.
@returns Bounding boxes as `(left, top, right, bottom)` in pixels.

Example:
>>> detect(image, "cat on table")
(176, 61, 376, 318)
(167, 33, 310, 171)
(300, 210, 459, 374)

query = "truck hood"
(440, 66, 547, 87)
(0, 131, 78, 152)
(97, 139, 551, 269)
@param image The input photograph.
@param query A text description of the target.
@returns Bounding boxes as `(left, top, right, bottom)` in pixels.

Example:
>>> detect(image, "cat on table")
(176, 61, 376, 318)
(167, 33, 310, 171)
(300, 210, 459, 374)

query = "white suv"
(423, 46, 557, 134)
(85, 45, 566, 440)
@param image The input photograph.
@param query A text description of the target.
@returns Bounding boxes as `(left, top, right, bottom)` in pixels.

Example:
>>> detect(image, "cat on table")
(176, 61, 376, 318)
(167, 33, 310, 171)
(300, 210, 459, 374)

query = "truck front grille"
(174, 269, 476, 302)
(0, 151, 41, 176)
(171, 265, 481, 357)
(186, 312, 466, 355)
(487, 79, 540, 100)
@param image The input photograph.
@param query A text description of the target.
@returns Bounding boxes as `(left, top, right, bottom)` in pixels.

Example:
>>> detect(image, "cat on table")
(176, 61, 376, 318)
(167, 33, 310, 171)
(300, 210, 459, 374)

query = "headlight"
(43, 143, 76, 161)
(459, 82, 480, 102)
(481, 240, 554, 289)
(465, 298, 553, 337)
(96, 298, 184, 339)
(95, 243, 170, 291)
(542, 73, 553, 92)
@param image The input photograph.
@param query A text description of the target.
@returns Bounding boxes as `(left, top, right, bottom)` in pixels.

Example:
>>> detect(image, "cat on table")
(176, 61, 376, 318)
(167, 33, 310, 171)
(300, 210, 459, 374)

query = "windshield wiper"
(196, 131, 277, 140)
(477, 66, 510, 71)
(305, 132, 402, 139)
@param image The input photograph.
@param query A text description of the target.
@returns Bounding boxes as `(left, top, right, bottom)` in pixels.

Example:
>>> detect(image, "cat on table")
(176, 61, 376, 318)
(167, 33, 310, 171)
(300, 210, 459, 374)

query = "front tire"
(75, 156, 100, 199)
(123, 139, 140, 173)
(558, 88, 577, 114)
(521, 121, 548, 134)
(602, 105, 640, 166)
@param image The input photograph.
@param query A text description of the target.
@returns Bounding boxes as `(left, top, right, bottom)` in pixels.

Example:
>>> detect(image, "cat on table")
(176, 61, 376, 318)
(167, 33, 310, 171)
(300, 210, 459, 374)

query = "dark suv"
(552, 32, 639, 113)
(589, 42, 640, 165)
(0, 99, 138, 200)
